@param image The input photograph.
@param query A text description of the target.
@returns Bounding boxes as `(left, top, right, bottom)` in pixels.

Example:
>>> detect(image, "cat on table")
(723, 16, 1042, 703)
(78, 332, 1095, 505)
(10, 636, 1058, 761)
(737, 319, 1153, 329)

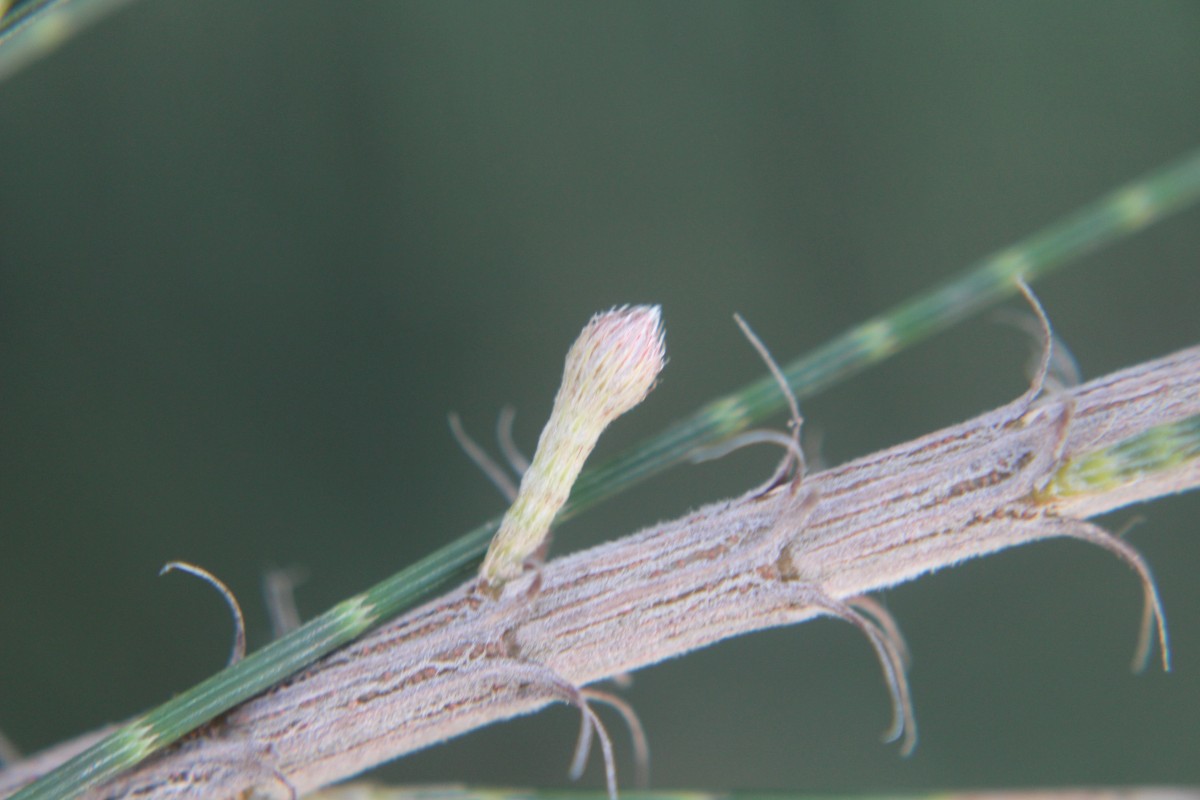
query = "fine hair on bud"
(479, 304, 667, 589)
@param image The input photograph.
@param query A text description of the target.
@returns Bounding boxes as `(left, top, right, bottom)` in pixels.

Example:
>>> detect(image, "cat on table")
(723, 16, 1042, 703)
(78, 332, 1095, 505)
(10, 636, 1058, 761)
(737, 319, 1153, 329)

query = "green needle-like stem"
(0, 0, 140, 81)
(562, 146, 1200, 519)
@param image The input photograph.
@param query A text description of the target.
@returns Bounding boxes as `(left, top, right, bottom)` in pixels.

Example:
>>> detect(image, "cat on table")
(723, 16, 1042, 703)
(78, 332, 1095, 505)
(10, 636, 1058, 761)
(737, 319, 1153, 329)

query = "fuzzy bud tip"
(479, 304, 666, 591)
(561, 304, 666, 425)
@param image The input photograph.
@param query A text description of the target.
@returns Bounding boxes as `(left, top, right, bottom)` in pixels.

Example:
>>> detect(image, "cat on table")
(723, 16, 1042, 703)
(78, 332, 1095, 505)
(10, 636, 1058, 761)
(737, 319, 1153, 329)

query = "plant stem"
(7, 147, 1200, 800)
(17, 341, 1199, 799)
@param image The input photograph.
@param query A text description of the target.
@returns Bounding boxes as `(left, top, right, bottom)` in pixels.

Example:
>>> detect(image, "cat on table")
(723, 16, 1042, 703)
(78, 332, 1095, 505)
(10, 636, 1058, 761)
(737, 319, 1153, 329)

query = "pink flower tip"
(563, 304, 666, 423)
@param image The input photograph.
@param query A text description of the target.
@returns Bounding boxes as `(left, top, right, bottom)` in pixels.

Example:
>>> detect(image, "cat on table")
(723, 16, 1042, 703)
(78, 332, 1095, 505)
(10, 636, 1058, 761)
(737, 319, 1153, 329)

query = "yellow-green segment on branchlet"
(1039, 414, 1200, 500)
(0, 0, 141, 82)
(10, 147, 1200, 800)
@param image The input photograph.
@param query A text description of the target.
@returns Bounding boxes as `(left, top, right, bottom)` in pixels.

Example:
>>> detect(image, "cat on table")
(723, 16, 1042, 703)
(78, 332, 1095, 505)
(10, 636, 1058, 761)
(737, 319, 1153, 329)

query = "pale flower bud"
(480, 305, 666, 591)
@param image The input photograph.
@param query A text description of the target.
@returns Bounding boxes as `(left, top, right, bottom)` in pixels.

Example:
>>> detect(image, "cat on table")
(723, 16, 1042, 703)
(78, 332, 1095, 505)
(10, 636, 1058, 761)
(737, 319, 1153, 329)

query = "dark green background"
(2, 1, 1198, 793)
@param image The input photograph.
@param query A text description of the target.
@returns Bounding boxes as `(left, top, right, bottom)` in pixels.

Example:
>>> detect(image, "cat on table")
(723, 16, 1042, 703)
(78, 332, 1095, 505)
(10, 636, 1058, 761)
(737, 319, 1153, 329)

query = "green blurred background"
(1, 0, 1198, 793)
